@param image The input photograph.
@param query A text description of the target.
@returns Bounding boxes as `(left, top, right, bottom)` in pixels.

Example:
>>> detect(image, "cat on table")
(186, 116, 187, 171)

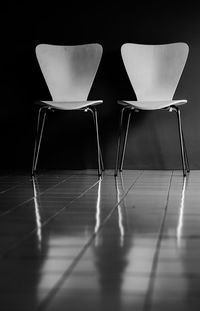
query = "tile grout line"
(0, 177, 100, 259)
(0, 171, 59, 194)
(36, 170, 144, 311)
(142, 170, 174, 311)
(0, 173, 76, 216)
(0, 172, 46, 195)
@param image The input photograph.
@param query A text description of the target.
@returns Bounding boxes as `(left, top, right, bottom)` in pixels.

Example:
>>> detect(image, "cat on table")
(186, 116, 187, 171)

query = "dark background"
(1, 2, 200, 171)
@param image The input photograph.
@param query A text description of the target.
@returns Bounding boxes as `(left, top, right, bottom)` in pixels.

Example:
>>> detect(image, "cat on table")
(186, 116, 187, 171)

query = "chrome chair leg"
(182, 130, 190, 173)
(88, 107, 102, 176)
(32, 107, 47, 175)
(115, 107, 126, 176)
(100, 149, 104, 172)
(92, 110, 104, 172)
(119, 109, 132, 172)
(175, 107, 187, 176)
(32, 107, 43, 175)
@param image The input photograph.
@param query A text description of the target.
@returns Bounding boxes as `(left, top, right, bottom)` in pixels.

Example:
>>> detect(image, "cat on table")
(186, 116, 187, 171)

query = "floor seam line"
(0, 173, 76, 216)
(0, 178, 100, 258)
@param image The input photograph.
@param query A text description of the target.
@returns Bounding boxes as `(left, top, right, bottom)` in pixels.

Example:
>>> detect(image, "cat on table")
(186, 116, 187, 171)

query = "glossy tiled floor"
(0, 169, 200, 311)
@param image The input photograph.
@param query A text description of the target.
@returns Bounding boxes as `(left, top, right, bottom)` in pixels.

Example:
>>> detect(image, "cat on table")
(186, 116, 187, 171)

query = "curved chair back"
(35, 43, 103, 101)
(121, 43, 189, 101)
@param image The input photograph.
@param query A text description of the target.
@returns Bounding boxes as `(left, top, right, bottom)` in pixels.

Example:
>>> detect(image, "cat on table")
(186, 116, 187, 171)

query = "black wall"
(2, 2, 200, 170)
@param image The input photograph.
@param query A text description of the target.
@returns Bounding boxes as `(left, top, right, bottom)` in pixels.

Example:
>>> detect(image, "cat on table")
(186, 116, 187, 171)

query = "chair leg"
(88, 107, 102, 177)
(32, 107, 47, 175)
(175, 107, 187, 177)
(182, 130, 190, 173)
(119, 109, 132, 172)
(100, 149, 104, 172)
(115, 107, 126, 176)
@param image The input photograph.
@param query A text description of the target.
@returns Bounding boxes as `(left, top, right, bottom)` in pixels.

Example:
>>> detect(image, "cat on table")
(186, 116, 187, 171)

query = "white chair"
(32, 43, 104, 176)
(115, 42, 190, 176)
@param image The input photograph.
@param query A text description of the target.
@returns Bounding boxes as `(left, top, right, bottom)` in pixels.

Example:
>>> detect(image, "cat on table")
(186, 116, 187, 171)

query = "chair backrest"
(35, 43, 103, 101)
(121, 42, 189, 101)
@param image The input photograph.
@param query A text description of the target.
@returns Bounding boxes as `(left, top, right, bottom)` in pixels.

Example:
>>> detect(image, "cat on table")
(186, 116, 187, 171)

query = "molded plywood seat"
(115, 42, 190, 176)
(120, 100, 187, 110)
(32, 44, 104, 176)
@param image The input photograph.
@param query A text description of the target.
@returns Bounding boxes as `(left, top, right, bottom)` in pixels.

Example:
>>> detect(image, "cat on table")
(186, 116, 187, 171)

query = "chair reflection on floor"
(94, 178, 102, 239)
(32, 176, 42, 249)
(94, 173, 128, 247)
(92, 174, 132, 311)
(115, 173, 128, 247)
(176, 176, 188, 248)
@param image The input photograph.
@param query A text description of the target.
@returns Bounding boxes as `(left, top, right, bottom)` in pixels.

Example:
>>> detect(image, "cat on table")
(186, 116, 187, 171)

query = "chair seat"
(118, 99, 187, 110)
(40, 100, 103, 110)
